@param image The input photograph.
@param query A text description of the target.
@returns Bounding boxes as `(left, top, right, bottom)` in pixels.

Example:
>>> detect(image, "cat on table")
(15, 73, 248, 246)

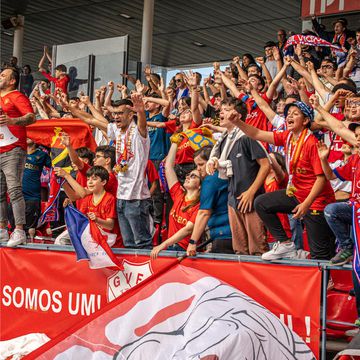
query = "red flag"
(27, 118, 97, 151)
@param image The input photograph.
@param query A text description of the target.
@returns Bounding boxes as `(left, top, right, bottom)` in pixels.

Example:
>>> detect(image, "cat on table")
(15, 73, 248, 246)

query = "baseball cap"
(284, 101, 314, 122)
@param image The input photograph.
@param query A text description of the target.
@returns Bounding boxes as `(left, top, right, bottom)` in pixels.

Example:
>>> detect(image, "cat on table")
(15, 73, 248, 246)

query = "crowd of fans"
(1, 18, 360, 307)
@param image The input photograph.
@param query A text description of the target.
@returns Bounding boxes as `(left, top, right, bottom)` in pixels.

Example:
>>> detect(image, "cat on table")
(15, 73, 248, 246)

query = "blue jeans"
(324, 202, 353, 251)
(117, 199, 153, 248)
(288, 214, 303, 250)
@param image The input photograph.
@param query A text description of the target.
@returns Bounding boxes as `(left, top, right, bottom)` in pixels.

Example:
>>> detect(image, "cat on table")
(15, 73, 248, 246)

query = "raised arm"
(256, 57, 273, 88)
(266, 57, 290, 100)
(310, 95, 356, 146)
(164, 142, 179, 189)
(232, 56, 249, 81)
(187, 71, 202, 125)
(221, 72, 241, 98)
(250, 86, 277, 124)
(317, 141, 337, 180)
(131, 92, 147, 138)
(104, 81, 114, 108)
(227, 109, 275, 144)
(306, 61, 331, 101)
(60, 132, 85, 170)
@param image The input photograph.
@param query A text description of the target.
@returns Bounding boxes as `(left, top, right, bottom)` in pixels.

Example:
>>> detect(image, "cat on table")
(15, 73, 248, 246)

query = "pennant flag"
(24, 264, 314, 360)
(37, 171, 65, 227)
(352, 202, 360, 283)
(284, 34, 345, 53)
(64, 205, 124, 270)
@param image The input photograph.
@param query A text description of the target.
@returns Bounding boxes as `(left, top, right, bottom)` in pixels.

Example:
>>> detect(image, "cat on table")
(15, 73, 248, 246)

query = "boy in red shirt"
(39, 64, 69, 95)
(65, 166, 118, 245)
(230, 101, 336, 260)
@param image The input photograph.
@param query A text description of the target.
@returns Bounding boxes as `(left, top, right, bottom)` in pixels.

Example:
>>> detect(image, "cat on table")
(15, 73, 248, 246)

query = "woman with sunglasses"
(150, 141, 201, 259)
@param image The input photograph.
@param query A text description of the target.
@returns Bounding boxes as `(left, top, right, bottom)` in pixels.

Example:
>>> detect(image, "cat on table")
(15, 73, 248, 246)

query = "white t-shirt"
(330, 159, 352, 194)
(107, 122, 151, 200)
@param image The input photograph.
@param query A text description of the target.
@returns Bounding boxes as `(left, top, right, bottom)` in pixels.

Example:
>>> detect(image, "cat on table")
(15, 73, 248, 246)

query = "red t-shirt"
(164, 120, 199, 164)
(0, 90, 34, 153)
(334, 154, 360, 202)
(238, 92, 271, 150)
(168, 182, 200, 250)
(79, 191, 121, 241)
(146, 159, 159, 183)
(40, 71, 70, 95)
(273, 130, 335, 210)
(326, 113, 346, 163)
(238, 92, 271, 131)
(264, 175, 291, 242)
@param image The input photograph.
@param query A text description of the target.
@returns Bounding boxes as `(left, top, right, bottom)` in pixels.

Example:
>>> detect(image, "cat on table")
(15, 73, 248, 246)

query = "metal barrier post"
(321, 266, 329, 360)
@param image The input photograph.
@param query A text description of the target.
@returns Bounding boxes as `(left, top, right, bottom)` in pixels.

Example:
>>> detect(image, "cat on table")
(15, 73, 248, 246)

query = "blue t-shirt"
(200, 172, 231, 240)
(146, 111, 170, 161)
(22, 148, 51, 201)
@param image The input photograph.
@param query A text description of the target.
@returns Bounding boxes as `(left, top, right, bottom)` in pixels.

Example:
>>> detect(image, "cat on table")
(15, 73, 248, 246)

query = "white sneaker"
(0, 228, 9, 242)
(262, 241, 297, 261)
(7, 229, 26, 247)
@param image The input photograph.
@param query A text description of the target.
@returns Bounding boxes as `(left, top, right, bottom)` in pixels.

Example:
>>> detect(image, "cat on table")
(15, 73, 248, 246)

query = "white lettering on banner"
(68, 293, 102, 316)
(107, 260, 153, 302)
(280, 314, 312, 343)
(1, 285, 64, 313)
(1, 285, 101, 316)
(309, 0, 344, 15)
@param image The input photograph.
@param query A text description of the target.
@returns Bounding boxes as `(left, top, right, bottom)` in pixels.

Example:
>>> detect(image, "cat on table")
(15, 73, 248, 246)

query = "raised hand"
(185, 70, 197, 89)
(135, 79, 145, 94)
(226, 109, 241, 124)
(80, 95, 90, 106)
(317, 141, 330, 161)
(255, 56, 264, 65)
(272, 47, 281, 61)
(305, 61, 315, 72)
(60, 132, 70, 147)
(157, 77, 165, 92)
(284, 55, 292, 66)
(309, 94, 320, 109)
(107, 81, 114, 91)
(232, 56, 240, 64)
(295, 44, 302, 57)
(54, 166, 68, 178)
(130, 92, 145, 113)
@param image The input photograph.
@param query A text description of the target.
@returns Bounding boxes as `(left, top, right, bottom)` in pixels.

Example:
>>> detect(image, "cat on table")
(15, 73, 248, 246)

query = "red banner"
(0, 248, 321, 356)
(301, 0, 360, 18)
(27, 118, 97, 151)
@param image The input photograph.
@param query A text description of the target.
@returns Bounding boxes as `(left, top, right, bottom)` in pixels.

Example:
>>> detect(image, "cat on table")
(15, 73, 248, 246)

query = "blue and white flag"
(64, 205, 123, 270)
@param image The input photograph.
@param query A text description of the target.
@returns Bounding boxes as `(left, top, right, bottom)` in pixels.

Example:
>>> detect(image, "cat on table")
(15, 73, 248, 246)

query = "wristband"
(189, 239, 196, 245)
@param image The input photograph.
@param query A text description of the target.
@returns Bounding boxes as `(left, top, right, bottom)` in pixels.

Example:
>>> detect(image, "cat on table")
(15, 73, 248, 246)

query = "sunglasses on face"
(186, 173, 200, 180)
(321, 65, 333, 69)
(175, 79, 183, 83)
